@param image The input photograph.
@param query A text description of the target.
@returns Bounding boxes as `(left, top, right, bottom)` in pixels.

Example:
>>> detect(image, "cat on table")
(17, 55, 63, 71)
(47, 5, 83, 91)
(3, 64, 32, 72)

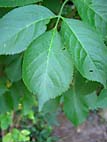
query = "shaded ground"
(53, 112, 107, 142)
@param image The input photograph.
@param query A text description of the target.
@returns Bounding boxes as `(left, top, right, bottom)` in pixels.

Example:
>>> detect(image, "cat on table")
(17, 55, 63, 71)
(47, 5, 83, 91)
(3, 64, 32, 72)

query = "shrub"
(0, 0, 107, 141)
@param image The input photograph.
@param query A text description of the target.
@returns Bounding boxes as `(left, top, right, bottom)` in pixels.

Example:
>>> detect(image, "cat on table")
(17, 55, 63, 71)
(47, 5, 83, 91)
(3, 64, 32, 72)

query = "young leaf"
(72, 0, 107, 37)
(0, 5, 55, 55)
(22, 29, 74, 111)
(0, 0, 42, 7)
(61, 18, 107, 87)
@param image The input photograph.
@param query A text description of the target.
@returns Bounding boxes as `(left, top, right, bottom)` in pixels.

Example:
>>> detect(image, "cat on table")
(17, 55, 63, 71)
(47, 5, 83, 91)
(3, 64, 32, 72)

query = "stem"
(55, 0, 68, 29)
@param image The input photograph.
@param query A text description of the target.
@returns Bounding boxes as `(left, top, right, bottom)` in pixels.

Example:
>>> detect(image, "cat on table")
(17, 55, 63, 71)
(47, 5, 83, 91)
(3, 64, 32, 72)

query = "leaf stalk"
(55, 0, 68, 29)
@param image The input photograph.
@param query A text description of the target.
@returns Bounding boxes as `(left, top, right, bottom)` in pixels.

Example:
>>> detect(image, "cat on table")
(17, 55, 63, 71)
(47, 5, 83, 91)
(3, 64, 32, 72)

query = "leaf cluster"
(0, 0, 107, 127)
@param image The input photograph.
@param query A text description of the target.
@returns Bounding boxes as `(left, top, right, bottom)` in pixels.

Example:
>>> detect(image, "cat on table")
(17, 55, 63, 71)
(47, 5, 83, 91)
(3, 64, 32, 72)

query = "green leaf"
(10, 81, 35, 112)
(0, 77, 9, 97)
(21, 130, 30, 136)
(3, 133, 13, 142)
(22, 29, 73, 111)
(0, 93, 13, 113)
(63, 71, 98, 125)
(0, 113, 12, 130)
(73, 0, 107, 37)
(61, 18, 107, 87)
(64, 88, 89, 125)
(3, 54, 19, 65)
(21, 91, 35, 115)
(0, 5, 55, 55)
(43, 0, 61, 13)
(43, 97, 60, 113)
(0, 0, 42, 7)
(9, 82, 23, 110)
(0, 82, 30, 113)
(96, 89, 107, 108)
(0, 84, 8, 96)
(0, 8, 12, 18)
(85, 92, 97, 110)
(73, 71, 99, 96)
(5, 55, 22, 82)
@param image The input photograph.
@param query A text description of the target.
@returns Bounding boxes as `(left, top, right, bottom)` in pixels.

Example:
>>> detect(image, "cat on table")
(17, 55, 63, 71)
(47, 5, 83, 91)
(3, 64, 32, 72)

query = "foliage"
(0, 1, 107, 141)
(0, 81, 58, 141)
(0, 0, 42, 7)
(3, 129, 30, 142)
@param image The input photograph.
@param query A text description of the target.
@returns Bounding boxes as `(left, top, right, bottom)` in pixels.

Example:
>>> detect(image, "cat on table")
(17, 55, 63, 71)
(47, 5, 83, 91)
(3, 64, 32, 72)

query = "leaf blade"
(22, 29, 74, 110)
(0, 0, 42, 7)
(96, 89, 107, 108)
(63, 71, 98, 125)
(5, 55, 22, 82)
(64, 88, 89, 125)
(0, 5, 55, 55)
(73, 0, 107, 37)
(61, 18, 107, 87)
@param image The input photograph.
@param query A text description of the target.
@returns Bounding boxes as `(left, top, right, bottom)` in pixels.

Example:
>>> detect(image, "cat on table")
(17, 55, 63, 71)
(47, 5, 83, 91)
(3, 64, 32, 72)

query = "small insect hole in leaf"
(89, 70, 93, 72)
(62, 48, 66, 50)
